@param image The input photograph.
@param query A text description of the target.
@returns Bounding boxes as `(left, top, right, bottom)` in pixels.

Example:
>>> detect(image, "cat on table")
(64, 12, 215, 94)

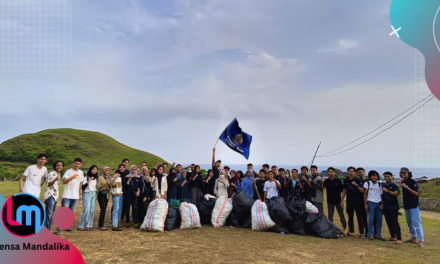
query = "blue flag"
(219, 118, 252, 159)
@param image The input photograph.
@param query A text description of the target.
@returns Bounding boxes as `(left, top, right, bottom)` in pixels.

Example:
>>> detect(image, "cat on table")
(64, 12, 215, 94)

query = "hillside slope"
(0, 128, 167, 170)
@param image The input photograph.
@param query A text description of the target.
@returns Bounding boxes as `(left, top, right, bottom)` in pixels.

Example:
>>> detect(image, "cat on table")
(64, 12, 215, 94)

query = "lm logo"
(1, 193, 46, 237)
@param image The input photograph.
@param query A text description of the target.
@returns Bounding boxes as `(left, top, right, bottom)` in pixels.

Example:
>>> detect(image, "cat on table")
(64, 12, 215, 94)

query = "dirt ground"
(48, 200, 440, 264)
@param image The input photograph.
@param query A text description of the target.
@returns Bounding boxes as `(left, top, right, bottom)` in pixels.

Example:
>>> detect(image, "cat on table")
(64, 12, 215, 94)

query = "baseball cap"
(400, 167, 410, 173)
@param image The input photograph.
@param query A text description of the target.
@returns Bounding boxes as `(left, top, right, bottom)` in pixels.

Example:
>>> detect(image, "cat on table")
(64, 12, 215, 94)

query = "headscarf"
(103, 166, 110, 178)
(87, 165, 98, 180)
(241, 169, 255, 198)
(129, 165, 139, 177)
(156, 165, 164, 190)
(237, 171, 245, 181)
(168, 168, 177, 184)
(142, 167, 151, 182)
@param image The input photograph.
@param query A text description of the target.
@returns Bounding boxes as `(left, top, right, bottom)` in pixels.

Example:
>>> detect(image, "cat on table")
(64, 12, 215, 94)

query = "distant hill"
(0, 128, 168, 170)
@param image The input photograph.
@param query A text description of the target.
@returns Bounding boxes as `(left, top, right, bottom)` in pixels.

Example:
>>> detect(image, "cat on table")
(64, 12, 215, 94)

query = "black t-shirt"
(383, 182, 400, 210)
(402, 179, 419, 209)
(323, 177, 343, 204)
(212, 165, 220, 180)
(254, 179, 266, 200)
(288, 179, 302, 199)
(275, 175, 289, 198)
(343, 177, 363, 204)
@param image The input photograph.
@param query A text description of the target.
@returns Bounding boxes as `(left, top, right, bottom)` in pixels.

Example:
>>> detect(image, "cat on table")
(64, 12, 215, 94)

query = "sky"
(0, 0, 437, 168)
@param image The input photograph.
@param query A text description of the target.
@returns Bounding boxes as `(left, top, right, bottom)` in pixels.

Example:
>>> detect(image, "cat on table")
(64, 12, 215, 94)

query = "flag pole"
(310, 141, 322, 166)
(214, 117, 236, 147)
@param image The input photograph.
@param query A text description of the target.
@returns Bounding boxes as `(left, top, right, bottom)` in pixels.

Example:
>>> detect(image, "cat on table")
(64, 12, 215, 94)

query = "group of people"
(17, 148, 425, 249)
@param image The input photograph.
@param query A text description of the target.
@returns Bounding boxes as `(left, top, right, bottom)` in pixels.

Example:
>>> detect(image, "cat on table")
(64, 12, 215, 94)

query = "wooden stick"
(310, 141, 322, 166)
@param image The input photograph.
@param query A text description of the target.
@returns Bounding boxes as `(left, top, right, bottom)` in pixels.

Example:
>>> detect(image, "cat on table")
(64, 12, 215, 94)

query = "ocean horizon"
(197, 164, 440, 178)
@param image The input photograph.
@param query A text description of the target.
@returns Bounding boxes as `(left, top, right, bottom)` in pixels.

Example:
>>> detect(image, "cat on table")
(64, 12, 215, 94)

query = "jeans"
(78, 192, 96, 228)
(383, 209, 401, 240)
(118, 196, 124, 219)
(57, 198, 78, 231)
(367, 202, 383, 237)
(328, 203, 347, 230)
(124, 196, 139, 224)
(313, 202, 324, 216)
(44, 197, 57, 230)
(112, 196, 123, 227)
(404, 208, 424, 242)
(97, 192, 109, 228)
(346, 203, 364, 234)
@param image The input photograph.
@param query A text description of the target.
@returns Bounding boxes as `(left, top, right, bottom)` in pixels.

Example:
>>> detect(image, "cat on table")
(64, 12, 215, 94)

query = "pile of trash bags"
(140, 193, 343, 239)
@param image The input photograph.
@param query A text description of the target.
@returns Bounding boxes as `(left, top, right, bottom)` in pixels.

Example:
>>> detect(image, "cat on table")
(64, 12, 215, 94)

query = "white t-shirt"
(364, 181, 383, 203)
(264, 180, 280, 200)
(83, 176, 97, 192)
(23, 165, 48, 198)
(62, 169, 84, 199)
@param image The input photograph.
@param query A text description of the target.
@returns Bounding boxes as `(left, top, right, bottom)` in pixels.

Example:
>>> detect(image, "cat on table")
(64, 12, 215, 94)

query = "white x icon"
(389, 25, 401, 38)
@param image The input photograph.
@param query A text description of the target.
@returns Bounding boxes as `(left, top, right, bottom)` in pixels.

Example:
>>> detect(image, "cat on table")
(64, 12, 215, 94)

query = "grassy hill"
(0, 128, 167, 174)
(419, 180, 440, 199)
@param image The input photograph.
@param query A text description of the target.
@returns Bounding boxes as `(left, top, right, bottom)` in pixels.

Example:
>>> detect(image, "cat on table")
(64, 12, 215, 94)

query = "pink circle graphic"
(53, 207, 75, 229)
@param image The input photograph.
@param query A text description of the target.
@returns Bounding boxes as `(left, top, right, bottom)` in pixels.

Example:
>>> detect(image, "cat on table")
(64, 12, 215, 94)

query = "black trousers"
(312, 201, 324, 216)
(124, 196, 139, 224)
(346, 203, 364, 234)
(137, 197, 149, 224)
(383, 209, 402, 240)
(362, 208, 370, 235)
(328, 203, 347, 230)
(97, 192, 109, 228)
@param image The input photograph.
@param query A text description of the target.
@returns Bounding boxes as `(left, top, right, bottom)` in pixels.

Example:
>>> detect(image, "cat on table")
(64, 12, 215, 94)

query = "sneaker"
(56, 231, 63, 235)
(360, 234, 366, 239)
(67, 228, 76, 232)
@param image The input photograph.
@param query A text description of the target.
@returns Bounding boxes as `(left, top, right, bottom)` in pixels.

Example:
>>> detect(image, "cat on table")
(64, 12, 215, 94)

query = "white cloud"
(317, 39, 360, 55)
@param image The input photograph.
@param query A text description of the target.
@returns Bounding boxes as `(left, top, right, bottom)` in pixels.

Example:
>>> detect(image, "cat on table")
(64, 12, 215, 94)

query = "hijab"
(87, 165, 98, 180)
(168, 168, 177, 184)
(103, 166, 110, 179)
(142, 167, 151, 182)
(241, 169, 255, 197)
(129, 165, 139, 177)
(156, 165, 164, 190)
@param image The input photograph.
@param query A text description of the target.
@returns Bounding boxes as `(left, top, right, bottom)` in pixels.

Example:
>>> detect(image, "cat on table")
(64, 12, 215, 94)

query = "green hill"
(0, 128, 168, 172)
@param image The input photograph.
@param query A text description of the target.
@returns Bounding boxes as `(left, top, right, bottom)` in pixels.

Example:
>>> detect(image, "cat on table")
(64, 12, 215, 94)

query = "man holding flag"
(216, 118, 253, 160)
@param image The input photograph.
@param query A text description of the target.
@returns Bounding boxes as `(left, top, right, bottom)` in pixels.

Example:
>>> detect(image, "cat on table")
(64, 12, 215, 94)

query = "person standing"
(323, 167, 347, 235)
(400, 167, 425, 249)
(262, 164, 270, 179)
(263, 171, 281, 202)
(254, 169, 267, 200)
(178, 170, 190, 202)
(286, 169, 303, 203)
(19, 153, 49, 198)
(97, 166, 112, 231)
(203, 169, 216, 196)
(57, 158, 84, 235)
(167, 168, 179, 202)
(118, 159, 130, 223)
(153, 166, 168, 199)
(276, 168, 289, 200)
(124, 165, 140, 228)
(44, 160, 63, 231)
(228, 170, 238, 197)
(214, 170, 230, 198)
(357, 167, 370, 236)
(111, 165, 124, 231)
(212, 148, 221, 180)
(341, 166, 365, 238)
(189, 165, 202, 207)
(138, 167, 153, 225)
(307, 165, 324, 214)
(300, 166, 312, 202)
(382, 171, 402, 245)
(78, 165, 98, 231)
(242, 169, 256, 198)
(363, 170, 384, 240)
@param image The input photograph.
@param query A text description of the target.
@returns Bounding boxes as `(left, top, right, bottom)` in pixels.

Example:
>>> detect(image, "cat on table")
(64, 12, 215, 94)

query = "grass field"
(418, 181, 440, 199)
(1, 182, 439, 263)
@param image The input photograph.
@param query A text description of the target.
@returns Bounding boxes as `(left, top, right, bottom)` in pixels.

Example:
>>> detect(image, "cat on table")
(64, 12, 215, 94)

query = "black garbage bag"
(265, 196, 292, 225)
(165, 207, 178, 231)
(199, 197, 216, 224)
(173, 208, 181, 230)
(226, 211, 240, 227)
(305, 213, 340, 239)
(241, 215, 252, 229)
(286, 198, 307, 236)
(268, 223, 290, 234)
(232, 191, 255, 219)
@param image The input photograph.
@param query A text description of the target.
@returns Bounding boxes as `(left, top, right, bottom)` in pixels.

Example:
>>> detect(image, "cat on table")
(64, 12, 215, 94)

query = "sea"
(198, 164, 440, 178)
